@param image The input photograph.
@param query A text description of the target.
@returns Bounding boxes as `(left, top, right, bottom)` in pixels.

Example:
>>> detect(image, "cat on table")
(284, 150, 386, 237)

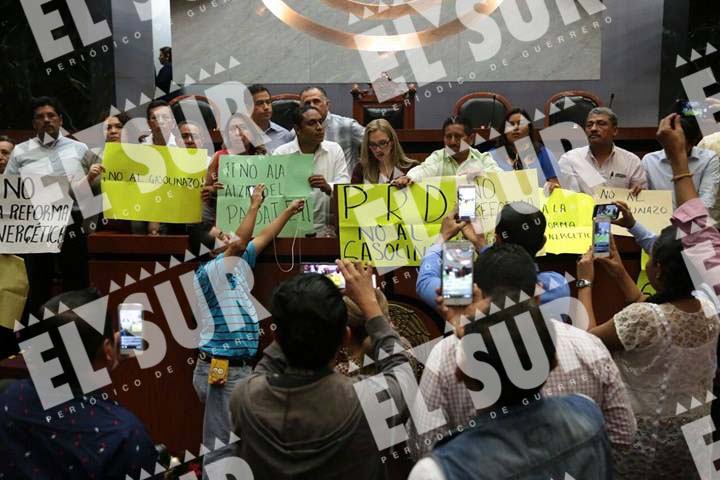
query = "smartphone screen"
(302, 263, 376, 289)
(119, 304, 144, 353)
(442, 241, 474, 305)
(593, 217, 612, 257)
(678, 100, 703, 117)
(457, 186, 476, 221)
(592, 204, 619, 220)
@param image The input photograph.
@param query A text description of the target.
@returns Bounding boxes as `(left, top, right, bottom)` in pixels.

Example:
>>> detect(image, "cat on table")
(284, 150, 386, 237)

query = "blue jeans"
(192, 358, 252, 480)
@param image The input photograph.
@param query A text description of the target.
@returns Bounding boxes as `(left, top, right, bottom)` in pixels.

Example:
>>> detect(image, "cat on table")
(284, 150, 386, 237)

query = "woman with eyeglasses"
(351, 119, 417, 184)
(492, 108, 560, 192)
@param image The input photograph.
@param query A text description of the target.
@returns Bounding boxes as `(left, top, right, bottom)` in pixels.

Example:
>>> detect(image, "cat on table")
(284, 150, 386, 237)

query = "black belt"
(198, 351, 250, 367)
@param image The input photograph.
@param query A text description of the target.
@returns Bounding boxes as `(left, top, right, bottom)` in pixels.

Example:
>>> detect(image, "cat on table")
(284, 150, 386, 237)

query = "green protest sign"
(217, 154, 314, 237)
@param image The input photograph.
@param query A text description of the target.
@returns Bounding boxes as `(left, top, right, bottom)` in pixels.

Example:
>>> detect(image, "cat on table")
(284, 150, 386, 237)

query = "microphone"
(608, 93, 615, 109)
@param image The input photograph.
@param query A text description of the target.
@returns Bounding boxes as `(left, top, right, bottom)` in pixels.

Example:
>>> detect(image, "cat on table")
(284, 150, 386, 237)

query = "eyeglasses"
(368, 139, 391, 150)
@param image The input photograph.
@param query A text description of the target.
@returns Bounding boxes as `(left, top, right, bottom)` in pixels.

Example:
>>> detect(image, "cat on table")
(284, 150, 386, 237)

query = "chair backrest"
(271, 94, 301, 130)
(544, 90, 603, 127)
(453, 92, 512, 133)
(169, 95, 219, 135)
(351, 84, 416, 129)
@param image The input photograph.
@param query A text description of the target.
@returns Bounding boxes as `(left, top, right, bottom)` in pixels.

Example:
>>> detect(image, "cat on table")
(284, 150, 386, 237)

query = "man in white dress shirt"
(274, 105, 350, 237)
(558, 107, 646, 195)
(142, 99, 177, 147)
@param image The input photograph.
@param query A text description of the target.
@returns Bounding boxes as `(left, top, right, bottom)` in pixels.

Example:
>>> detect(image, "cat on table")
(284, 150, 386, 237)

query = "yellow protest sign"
(0, 255, 28, 330)
(473, 170, 541, 229)
(101, 143, 207, 223)
(339, 178, 456, 266)
(636, 249, 657, 296)
(541, 188, 595, 254)
(593, 187, 673, 236)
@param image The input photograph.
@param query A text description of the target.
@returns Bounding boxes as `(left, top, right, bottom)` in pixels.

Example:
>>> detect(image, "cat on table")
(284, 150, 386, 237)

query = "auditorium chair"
(453, 92, 512, 133)
(351, 83, 416, 129)
(544, 90, 603, 127)
(169, 95, 219, 138)
(271, 94, 301, 130)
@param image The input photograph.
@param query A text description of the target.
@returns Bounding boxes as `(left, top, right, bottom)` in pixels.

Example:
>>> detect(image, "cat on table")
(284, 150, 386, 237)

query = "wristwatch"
(576, 279, 593, 289)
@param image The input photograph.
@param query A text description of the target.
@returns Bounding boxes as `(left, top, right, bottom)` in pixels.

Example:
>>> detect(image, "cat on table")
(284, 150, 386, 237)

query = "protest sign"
(472, 170, 541, 229)
(339, 177, 456, 267)
(0, 255, 28, 329)
(541, 188, 595, 254)
(593, 187, 673, 236)
(216, 154, 315, 237)
(0, 176, 72, 254)
(102, 143, 207, 223)
(636, 249, 656, 296)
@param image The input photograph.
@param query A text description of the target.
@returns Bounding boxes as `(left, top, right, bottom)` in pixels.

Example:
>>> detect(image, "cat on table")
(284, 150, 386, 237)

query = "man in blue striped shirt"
(192, 184, 304, 478)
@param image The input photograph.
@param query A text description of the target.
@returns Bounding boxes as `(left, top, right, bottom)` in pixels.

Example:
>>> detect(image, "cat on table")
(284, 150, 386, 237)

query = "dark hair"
(474, 243, 538, 298)
(679, 116, 702, 146)
(222, 112, 265, 154)
(291, 104, 322, 127)
(299, 85, 329, 99)
(442, 115, 473, 136)
(271, 274, 348, 369)
(645, 226, 695, 304)
(0, 135, 15, 146)
(20, 289, 113, 363)
(459, 294, 557, 406)
(501, 108, 544, 163)
(248, 84, 271, 97)
(30, 96, 62, 120)
(146, 99, 171, 120)
(97, 109, 130, 126)
(160, 46, 172, 62)
(495, 202, 547, 258)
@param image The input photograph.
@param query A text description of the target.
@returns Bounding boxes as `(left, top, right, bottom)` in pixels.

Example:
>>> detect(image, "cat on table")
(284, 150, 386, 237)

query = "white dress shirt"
(274, 138, 350, 236)
(558, 145, 647, 194)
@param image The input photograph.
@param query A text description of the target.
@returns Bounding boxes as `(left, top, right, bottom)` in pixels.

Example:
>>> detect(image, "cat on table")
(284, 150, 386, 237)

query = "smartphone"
(592, 216, 612, 258)
(592, 204, 619, 221)
(457, 185, 476, 221)
(302, 263, 378, 289)
(442, 241, 475, 306)
(118, 303, 144, 353)
(675, 99, 703, 118)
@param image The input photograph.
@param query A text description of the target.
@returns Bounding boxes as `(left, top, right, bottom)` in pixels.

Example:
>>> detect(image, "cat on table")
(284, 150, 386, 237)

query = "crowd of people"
(0, 85, 719, 479)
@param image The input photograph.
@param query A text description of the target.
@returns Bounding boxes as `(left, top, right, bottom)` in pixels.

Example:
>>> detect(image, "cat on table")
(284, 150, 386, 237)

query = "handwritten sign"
(472, 170, 541, 229)
(0, 176, 73, 254)
(541, 188, 595, 254)
(102, 143, 207, 223)
(216, 154, 314, 236)
(339, 178, 456, 266)
(593, 187, 673, 236)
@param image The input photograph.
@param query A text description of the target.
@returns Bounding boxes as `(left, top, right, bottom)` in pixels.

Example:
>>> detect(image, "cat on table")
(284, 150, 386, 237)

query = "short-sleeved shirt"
(5, 136, 88, 179)
(193, 242, 259, 358)
(0, 380, 157, 478)
(558, 145, 647, 194)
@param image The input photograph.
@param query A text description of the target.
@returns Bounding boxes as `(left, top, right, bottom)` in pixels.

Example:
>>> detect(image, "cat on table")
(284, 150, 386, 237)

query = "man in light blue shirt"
(248, 84, 293, 152)
(642, 116, 720, 210)
(417, 202, 570, 313)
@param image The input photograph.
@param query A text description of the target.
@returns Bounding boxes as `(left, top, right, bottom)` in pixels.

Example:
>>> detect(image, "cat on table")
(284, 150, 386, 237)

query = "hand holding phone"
(442, 241, 474, 306)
